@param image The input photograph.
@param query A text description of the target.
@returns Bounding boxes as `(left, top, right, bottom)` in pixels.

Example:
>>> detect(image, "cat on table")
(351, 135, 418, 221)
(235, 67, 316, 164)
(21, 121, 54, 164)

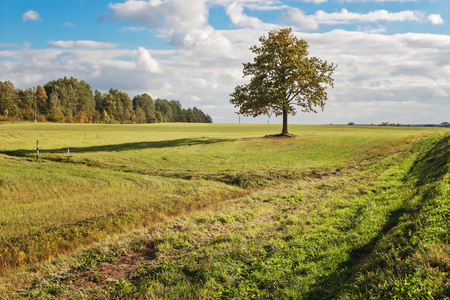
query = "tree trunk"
(282, 108, 289, 135)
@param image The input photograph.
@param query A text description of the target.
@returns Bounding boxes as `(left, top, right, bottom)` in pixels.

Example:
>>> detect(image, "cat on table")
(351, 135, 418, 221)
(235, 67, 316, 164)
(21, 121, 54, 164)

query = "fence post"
(36, 140, 39, 160)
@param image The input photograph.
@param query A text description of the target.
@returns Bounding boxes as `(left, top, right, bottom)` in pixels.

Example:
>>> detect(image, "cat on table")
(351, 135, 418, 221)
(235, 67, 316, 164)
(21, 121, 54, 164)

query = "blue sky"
(1, 0, 449, 124)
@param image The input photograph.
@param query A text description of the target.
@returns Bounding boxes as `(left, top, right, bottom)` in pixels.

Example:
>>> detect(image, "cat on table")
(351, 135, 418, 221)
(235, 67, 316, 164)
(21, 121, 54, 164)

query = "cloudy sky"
(0, 0, 449, 124)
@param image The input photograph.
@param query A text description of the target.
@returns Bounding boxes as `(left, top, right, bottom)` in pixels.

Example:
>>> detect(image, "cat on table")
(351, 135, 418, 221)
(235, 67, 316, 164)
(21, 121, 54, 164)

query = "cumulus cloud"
(282, 8, 319, 31)
(303, 30, 450, 106)
(2, 29, 450, 124)
(226, 2, 265, 28)
(137, 47, 162, 73)
(99, 0, 161, 26)
(283, 8, 424, 30)
(0, 45, 164, 92)
(100, 0, 243, 60)
(22, 10, 41, 22)
(103, 0, 224, 58)
(100, 0, 208, 34)
(315, 9, 423, 24)
(225, 2, 278, 30)
(101, 0, 277, 51)
(428, 14, 444, 25)
(181, 26, 236, 56)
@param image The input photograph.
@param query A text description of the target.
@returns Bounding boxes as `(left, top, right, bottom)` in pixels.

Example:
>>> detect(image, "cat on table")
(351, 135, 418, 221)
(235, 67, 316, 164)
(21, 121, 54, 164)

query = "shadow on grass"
(0, 138, 233, 158)
(406, 133, 450, 187)
(302, 133, 450, 299)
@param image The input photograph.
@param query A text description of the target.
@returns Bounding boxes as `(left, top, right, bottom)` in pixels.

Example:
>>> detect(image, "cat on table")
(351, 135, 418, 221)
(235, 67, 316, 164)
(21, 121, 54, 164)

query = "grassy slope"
(1, 123, 448, 298)
(75, 131, 447, 300)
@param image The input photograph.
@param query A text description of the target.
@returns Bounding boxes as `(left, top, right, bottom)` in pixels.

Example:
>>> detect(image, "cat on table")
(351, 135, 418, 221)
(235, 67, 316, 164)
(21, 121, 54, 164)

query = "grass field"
(0, 123, 448, 298)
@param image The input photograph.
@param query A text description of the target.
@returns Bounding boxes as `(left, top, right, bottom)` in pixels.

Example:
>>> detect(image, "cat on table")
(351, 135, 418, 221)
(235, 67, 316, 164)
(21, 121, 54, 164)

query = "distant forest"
(0, 77, 212, 123)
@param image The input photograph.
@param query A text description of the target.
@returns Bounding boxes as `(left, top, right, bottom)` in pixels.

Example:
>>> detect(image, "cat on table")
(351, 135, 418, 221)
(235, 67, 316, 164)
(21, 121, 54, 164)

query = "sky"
(0, 0, 449, 125)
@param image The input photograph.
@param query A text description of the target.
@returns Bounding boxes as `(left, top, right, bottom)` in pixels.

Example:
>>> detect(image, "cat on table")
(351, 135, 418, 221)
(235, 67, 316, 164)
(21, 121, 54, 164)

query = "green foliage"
(75, 247, 124, 271)
(133, 93, 156, 123)
(230, 28, 336, 134)
(0, 81, 23, 121)
(44, 77, 95, 122)
(0, 77, 212, 124)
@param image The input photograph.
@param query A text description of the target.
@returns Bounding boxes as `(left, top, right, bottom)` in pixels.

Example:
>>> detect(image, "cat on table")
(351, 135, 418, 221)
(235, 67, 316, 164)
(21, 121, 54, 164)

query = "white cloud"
(181, 26, 235, 55)
(209, 0, 288, 11)
(49, 40, 117, 49)
(22, 10, 41, 22)
(224, 2, 278, 30)
(302, 0, 327, 3)
(102, 0, 277, 48)
(356, 24, 386, 33)
(100, 0, 162, 27)
(226, 2, 265, 28)
(2, 29, 450, 124)
(284, 8, 424, 29)
(137, 47, 162, 73)
(102, 0, 208, 32)
(190, 95, 202, 102)
(282, 8, 319, 31)
(428, 14, 444, 25)
(315, 9, 423, 24)
(301, 30, 450, 114)
(102, 0, 223, 53)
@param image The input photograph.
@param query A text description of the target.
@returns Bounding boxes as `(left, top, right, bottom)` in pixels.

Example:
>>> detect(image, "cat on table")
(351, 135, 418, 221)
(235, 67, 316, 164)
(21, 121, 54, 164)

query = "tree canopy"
(230, 28, 336, 135)
(0, 77, 212, 124)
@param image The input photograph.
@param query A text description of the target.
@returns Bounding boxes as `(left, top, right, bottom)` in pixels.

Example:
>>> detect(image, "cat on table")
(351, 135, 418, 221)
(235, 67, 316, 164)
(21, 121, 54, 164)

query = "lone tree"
(230, 28, 336, 136)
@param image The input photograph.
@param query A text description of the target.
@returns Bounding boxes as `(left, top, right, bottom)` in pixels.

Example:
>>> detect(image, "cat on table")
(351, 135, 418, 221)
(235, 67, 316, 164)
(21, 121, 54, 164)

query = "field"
(0, 123, 449, 299)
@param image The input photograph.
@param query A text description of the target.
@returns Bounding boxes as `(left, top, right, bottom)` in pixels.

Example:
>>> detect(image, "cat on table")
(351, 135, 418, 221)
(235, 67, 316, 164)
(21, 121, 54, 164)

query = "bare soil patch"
(71, 248, 156, 288)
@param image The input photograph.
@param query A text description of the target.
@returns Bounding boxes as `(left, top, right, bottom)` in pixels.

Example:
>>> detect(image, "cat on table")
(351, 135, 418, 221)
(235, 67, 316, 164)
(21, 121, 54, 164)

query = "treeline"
(0, 77, 212, 123)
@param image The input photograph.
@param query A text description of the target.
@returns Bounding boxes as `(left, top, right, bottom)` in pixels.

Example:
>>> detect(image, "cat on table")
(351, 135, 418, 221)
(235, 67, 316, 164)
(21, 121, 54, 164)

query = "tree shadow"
(406, 134, 450, 187)
(302, 204, 420, 299)
(0, 138, 233, 158)
(301, 133, 450, 299)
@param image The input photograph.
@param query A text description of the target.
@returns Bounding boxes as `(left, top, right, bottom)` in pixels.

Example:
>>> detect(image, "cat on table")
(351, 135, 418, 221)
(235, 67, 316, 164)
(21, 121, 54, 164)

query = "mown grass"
(0, 123, 447, 298)
(0, 123, 434, 174)
(0, 157, 248, 279)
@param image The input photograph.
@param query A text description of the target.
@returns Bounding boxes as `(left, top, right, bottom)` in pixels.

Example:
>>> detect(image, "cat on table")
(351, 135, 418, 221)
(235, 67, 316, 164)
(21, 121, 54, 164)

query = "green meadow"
(0, 123, 448, 299)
